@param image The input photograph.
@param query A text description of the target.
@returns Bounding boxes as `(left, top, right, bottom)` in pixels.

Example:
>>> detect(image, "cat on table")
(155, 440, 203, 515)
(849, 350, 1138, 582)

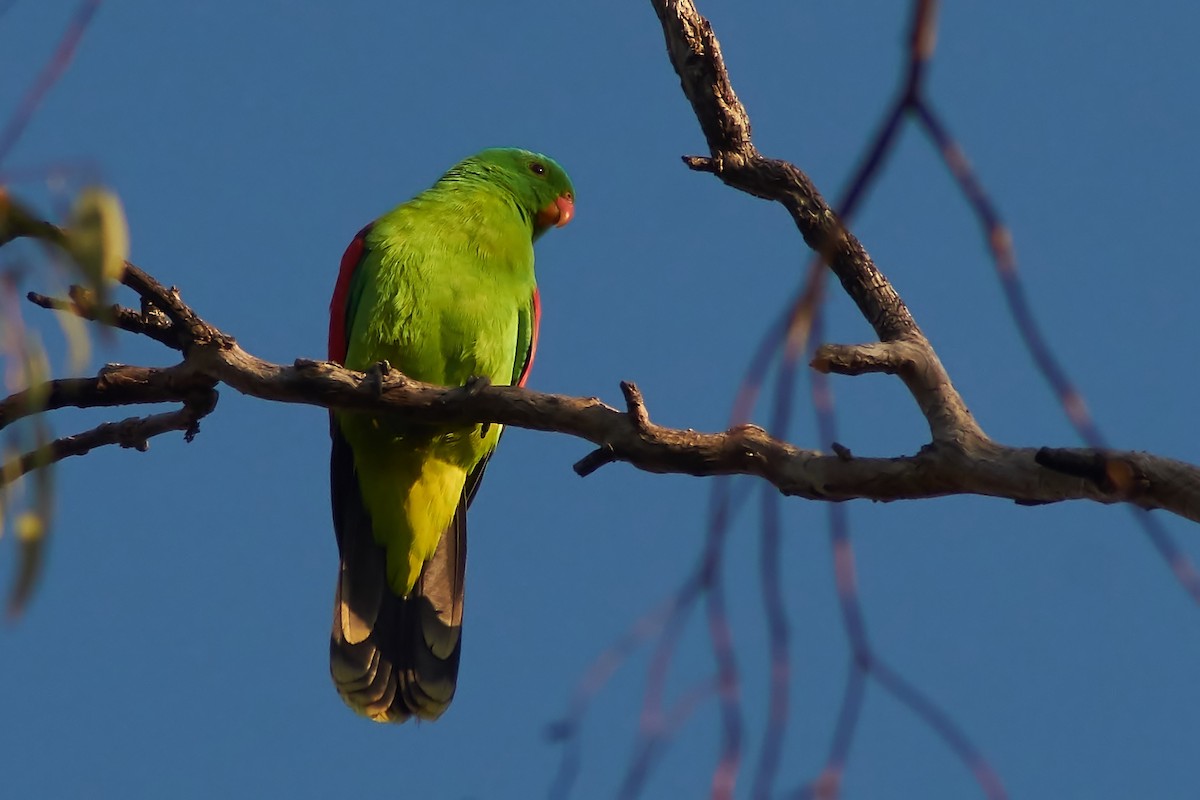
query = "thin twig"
(0, 364, 213, 430)
(1, 391, 217, 489)
(26, 289, 180, 349)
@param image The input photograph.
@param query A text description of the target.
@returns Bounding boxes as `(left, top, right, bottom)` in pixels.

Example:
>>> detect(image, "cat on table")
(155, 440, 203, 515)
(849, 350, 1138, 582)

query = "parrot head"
(445, 147, 575, 239)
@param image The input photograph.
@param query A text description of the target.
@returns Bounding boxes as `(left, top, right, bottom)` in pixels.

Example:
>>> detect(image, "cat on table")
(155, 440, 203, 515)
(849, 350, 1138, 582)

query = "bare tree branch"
(3, 396, 215, 488)
(0, 364, 212, 431)
(1, 208, 1198, 522)
(26, 287, 180, 350)
(651, 0, 982, 456)
(5, 128, 1193, 533)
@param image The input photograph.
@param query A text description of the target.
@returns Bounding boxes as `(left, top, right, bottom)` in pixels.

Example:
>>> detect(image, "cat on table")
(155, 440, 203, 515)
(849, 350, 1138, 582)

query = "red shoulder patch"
(517, 288, 541, 388)
(328, 224, 372, 365)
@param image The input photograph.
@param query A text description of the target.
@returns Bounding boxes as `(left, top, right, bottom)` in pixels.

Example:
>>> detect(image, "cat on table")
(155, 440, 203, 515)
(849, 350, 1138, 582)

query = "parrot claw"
(365, 360, 392, 396)
(462, 374, 490, 396)
(458, 376, 492, 436)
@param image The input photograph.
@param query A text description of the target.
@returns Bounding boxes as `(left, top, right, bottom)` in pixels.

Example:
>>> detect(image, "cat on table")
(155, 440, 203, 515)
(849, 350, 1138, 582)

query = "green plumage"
(328, 148, 574, 722)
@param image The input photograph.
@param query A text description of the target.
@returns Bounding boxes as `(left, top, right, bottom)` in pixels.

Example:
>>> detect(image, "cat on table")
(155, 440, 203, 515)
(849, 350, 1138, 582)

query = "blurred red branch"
(0, 0, 103, 166)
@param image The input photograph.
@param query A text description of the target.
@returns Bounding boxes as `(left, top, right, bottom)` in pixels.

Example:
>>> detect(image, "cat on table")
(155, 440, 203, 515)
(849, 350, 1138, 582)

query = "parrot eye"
(529, 162, 546, 176)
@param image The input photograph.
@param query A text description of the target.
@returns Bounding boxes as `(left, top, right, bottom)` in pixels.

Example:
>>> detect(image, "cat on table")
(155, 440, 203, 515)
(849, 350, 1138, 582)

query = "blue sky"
(3, 2, 1199, 798)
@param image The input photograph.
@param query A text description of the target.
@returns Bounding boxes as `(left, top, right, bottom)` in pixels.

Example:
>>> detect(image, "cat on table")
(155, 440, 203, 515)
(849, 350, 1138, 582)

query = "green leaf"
(66, 186, 128, 284)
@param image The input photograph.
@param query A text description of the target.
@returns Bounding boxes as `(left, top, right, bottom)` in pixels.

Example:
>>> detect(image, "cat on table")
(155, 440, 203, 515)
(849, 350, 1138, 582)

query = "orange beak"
(537, 194, 574, 229)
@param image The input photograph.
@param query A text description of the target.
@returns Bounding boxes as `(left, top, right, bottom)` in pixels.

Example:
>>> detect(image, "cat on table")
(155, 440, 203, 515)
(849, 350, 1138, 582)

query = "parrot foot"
(364, 360, 392, 395)
(458, 376, 492, 436)
(461, 374, 491, 396)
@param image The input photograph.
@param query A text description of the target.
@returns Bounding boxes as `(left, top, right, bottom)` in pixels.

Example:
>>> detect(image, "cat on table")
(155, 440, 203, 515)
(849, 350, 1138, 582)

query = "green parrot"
(326, 148, 574, 722)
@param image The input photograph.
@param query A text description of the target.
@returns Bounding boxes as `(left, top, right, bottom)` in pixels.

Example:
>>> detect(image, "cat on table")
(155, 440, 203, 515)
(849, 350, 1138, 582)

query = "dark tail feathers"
(328, 425, 467, 722)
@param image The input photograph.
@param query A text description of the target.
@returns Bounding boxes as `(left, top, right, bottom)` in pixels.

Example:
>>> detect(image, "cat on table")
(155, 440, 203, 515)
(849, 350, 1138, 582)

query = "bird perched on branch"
(326, 148, 575, 721)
